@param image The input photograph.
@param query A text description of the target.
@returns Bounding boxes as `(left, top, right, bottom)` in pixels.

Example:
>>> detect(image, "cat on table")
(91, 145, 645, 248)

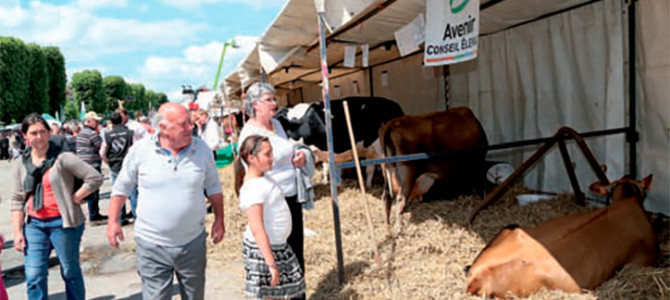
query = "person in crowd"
(66, 124, 80, 154)
(116, 108, 148, 142)
(0, 196, 8, 300)
(138, 116, 155, 135)
(10, 131, 22, 159)
(62, 123, 71, 136)
(106, 102, 225, 300)
(234, 135, 305, 299)
(100, 112, 134, 223)
(76, 112, 106, 222)
(190, 108, 200, 137)
(49, 122, 70, 152)
(10, 113, 103, 300)
(195, 109, 220, 158)
(237, 82, 309, 300)
(0, 132, 9, 161)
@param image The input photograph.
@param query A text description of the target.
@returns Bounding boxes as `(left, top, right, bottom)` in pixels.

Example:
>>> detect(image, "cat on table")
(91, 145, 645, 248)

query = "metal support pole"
(444, 65, 450, 109)
(627, 0, 638, 179)
(213, 43, 230, 91)
(557, 138, 585, 205)
(317, 11, 346, 284)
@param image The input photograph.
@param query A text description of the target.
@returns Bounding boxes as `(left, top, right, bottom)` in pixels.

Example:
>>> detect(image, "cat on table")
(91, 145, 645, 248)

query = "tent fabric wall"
(636, 0, 670, 215)
(371, 51, 446, 115)
(450, 0, 626, 202)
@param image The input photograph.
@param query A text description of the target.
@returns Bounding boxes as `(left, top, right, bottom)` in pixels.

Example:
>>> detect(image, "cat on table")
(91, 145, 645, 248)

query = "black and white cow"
(275, 97, 404, 188)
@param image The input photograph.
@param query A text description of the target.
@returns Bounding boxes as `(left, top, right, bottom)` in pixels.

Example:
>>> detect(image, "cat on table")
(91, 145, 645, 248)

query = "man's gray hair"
(243, 82, 275, 117)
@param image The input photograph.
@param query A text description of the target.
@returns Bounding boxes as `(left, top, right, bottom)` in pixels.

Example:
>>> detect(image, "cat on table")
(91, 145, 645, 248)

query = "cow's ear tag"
(588, 182, 609, 195)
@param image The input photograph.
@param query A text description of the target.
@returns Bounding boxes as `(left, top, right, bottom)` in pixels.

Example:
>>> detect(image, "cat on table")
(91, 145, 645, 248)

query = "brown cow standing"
(466, 175, 657, 298)
(380, 107, 488, 225)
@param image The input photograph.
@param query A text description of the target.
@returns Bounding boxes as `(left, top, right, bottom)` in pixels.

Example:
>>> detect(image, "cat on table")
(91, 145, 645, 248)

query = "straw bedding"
(208, 165, 669, 299)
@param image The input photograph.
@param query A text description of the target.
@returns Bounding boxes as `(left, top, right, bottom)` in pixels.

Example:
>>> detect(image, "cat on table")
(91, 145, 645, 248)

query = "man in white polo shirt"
(106, 102, 225, 300)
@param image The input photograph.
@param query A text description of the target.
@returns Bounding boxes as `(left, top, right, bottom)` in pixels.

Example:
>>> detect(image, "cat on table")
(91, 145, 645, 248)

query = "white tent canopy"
(223, 0, 669, 215)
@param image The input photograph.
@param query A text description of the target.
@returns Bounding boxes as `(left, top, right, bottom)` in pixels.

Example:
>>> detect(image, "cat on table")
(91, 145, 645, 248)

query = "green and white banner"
(424, 0, 479, 66)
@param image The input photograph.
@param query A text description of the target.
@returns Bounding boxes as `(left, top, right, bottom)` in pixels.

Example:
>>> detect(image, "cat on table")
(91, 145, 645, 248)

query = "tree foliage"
(42, 46, 67, 116)
(0, 36, 30, 123)
(157, 93, 169, 106)
(103, 76, 127, 112)
(127, 83, 147, 114)
(64, 99, 79, 120)
(27, 43, 49, 114)
(70, 70, 106, 115)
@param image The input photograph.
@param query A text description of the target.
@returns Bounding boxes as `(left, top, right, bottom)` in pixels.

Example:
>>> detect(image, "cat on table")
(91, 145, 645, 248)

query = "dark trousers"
(85, 166, 102, 219)
(285, 195, 305, 300)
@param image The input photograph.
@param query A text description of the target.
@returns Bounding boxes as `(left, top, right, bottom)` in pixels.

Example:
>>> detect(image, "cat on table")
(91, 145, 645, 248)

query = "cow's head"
(589, 174, 653, 205)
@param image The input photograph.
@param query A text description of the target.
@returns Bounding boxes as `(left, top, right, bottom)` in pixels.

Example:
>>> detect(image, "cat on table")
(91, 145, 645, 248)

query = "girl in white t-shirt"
(234, 135, 305, 300)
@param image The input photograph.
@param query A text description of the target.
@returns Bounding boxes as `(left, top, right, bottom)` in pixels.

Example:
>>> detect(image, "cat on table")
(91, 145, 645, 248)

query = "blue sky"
(0, 0, 285, 101)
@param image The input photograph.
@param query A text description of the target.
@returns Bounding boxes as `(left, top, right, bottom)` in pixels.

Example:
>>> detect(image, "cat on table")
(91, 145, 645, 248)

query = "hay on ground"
(207, 165, 669, 299)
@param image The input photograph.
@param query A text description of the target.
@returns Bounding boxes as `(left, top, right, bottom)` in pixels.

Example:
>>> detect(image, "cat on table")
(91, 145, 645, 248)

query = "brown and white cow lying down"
(466, 175, 657, 298)
(380, 107, 488, 225)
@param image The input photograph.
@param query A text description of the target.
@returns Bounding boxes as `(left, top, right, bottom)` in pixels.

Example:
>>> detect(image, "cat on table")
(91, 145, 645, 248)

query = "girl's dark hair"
(21, 113, 51, 134)
(234, 135, 270, 197)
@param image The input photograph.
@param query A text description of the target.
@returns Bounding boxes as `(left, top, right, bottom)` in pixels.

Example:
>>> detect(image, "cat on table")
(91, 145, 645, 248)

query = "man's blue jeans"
(110, 170, 138, 220)
(24, 217, 85, 300)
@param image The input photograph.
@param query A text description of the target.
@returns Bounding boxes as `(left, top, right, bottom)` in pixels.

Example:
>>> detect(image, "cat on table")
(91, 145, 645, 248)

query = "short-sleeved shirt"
(111, 134, 222, 246)
(239, 176, 292, 245)
(238, 119, 297, 197)
(76, 125, 102, 168)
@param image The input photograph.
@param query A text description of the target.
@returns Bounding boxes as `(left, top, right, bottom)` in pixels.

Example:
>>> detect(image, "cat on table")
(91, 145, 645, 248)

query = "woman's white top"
(239, 176, 292, 245)
(238, 118, 297, 197)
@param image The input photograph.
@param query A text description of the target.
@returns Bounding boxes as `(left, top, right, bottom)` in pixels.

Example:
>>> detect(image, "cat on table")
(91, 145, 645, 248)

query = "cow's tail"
(379, 122, 395, 223)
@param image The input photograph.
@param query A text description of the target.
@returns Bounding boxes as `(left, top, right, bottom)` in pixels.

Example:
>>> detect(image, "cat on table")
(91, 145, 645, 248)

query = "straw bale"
(207, 165, 669, 299)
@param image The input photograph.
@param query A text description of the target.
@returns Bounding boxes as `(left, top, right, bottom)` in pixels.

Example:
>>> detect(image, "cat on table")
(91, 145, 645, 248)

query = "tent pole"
(368, 68, 374, 97)
(628, 0, 638, 179)
(317, 10, 346, 284)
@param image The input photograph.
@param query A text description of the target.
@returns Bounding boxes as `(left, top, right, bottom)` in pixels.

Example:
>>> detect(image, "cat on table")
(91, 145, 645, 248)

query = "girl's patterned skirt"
(242, 239, 306, 299)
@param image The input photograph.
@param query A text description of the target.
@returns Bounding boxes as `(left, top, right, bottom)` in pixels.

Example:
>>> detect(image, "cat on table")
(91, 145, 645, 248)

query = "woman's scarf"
(23, 141, 62, 210)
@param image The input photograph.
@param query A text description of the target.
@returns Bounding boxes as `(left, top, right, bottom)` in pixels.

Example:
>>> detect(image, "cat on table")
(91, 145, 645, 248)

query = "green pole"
(212, 40, 234, 91)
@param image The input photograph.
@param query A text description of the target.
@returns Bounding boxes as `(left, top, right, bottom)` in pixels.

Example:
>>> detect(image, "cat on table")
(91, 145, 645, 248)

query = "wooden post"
(343, 101, 383, 269)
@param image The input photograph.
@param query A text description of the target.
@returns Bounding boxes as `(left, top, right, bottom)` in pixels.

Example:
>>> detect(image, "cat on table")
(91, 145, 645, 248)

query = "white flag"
(343, 45, 356, 68)
(394, 14, 425, 57)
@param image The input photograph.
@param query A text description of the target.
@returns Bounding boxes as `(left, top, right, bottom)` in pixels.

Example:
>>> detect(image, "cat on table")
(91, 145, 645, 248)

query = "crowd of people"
(0, 82, 313, 300)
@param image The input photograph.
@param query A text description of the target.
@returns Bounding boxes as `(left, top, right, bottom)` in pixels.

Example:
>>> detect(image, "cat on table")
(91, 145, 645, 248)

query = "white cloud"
(138, 35, 258, 101)
(0, 1, 207, 63)
(76, 0, 128, 11)
(159, 0, 285, 11)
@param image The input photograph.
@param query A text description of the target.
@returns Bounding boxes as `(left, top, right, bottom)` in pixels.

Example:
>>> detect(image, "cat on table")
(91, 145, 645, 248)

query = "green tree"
(42, 46, 67, 117)
(64, 98, 79, 120)
(145, 89, 157, 111)
(103, 76, 127, 113)
(70, 70, 105, 115)
(0, 36, 30, 123)
(26, 43, 49, 115)
(157, 92, 169, 106)
(127, 83, 147, 114)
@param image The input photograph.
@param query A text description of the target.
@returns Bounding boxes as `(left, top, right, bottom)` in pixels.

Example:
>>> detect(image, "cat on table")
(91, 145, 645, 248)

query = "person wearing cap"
(76, 112, 106, 222)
